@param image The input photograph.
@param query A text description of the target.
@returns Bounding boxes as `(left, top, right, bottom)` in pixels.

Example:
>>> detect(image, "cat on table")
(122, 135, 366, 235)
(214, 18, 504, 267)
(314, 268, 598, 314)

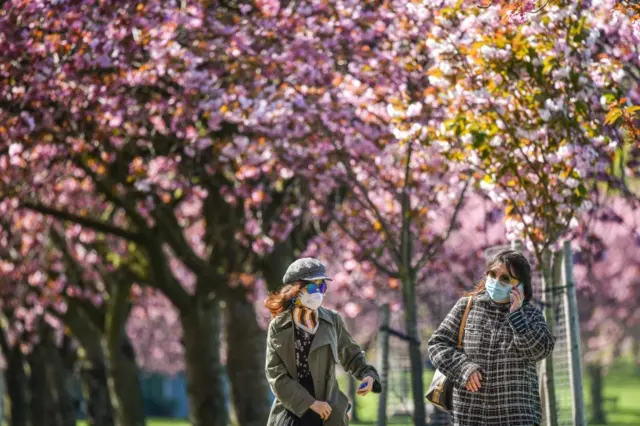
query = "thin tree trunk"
(541, 252, 559, 426)
(29, 340, 49, 426)
(348, 375, 359, 422)
(5, 344, 29, 426)
(80, 362, 114, 426)
(63, 305, 114, 426)
(108, 336, 146, 426)
(181, 294, 228, 426)
(104, 281, 146, 426)
(401, 273, 426, 426)
(41, 328, 76, 426)
(588, 363, 606, 424)
(225, 293, 271, 426)
(633, 338, 640, 375)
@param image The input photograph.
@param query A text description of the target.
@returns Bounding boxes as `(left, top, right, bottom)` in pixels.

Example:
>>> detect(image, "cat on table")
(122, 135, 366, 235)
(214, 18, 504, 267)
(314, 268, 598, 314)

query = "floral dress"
(280, 325, 323, 426)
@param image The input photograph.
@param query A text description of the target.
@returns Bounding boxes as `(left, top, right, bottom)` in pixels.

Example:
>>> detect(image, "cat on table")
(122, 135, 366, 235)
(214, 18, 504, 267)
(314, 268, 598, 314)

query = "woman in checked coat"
(428, 249, 555, 426)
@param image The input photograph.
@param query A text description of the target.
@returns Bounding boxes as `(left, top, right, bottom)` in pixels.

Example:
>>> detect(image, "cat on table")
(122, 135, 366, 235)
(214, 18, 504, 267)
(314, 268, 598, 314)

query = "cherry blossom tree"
(388, 0, 638, 290)
(0, 203, 152, 426)
(0, 1, 403, 424)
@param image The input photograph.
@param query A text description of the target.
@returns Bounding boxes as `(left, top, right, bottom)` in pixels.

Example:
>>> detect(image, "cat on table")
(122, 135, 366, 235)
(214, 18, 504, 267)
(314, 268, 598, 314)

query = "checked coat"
(427, 292, 555, 426)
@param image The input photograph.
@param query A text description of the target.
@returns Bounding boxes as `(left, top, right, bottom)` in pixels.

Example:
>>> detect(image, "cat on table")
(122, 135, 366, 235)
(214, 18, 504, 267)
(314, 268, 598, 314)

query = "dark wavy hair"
(465, 249, 533, 302)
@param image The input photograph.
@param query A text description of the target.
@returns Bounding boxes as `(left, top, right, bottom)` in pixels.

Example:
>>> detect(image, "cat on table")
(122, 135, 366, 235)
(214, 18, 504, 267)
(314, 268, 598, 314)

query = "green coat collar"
(270, 307, 336, 377)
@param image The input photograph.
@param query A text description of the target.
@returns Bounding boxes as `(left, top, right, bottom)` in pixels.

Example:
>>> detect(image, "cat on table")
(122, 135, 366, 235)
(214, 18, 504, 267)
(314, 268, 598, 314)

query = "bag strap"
(457, 297, 473, 350)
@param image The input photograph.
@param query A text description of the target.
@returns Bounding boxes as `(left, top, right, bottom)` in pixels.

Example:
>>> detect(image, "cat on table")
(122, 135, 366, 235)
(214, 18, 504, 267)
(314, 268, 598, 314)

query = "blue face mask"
(485, 277, 523, 302)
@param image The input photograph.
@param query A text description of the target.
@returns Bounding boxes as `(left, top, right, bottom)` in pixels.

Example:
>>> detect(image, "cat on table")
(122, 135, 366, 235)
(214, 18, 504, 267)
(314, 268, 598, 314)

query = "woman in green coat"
(264, 258, 381, 426)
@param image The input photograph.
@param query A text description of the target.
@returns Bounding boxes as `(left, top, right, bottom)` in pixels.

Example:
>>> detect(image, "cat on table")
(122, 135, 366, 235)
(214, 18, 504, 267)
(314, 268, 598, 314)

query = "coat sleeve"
(427, 297, 482, 388)
(507, 304, 556, 362)
(265, 323, 316, 417)
(334, 312, 382, 393)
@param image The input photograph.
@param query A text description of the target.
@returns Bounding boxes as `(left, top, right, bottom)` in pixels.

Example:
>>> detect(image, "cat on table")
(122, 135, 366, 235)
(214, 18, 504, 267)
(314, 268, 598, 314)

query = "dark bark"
(225, 294, 271, 426)
(27, 326, 77, 426)
(28, 340, 49, 426)
(588, 363, 606, 424)
(107, 335, 146, 426)
(104, 281, 146, 426)
(4, 345, 29, 426)
(43, 335, 77, 426)
(259, 239, 295, 292)
(80, 363, 115, 426)
(401, 273, 426, 426)
(181, 295, 228, 426)
(62, 305, 114, 426)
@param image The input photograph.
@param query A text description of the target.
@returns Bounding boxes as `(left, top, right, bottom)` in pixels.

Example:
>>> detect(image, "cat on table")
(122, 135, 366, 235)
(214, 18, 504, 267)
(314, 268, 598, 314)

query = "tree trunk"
(541, 252, 558, 426)
(5, 345, 29, 426)
(63, 305, 115, 426)
(401, 273, 426, 426)
(588, 363, 606, 424)
(107, 335, 146, 426)
(105, 282, 146, 426)
(225, 293, 271, 426)
(80, 362, 114, 426)
(181, 295, 228, 426)
(348, 375, 359, 422)
(41, 329, 76, 426)
(633, 338, 640, 375)
(29, 341, 49, 426)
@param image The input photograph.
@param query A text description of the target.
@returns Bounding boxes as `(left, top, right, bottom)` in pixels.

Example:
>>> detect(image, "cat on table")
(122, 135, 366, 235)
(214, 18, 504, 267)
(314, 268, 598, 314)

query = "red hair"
(264, 282, 304, 318)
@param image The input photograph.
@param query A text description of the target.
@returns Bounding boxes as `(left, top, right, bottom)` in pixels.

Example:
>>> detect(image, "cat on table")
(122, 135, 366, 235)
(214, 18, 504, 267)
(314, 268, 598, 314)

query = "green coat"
(265, 307, 381, 426)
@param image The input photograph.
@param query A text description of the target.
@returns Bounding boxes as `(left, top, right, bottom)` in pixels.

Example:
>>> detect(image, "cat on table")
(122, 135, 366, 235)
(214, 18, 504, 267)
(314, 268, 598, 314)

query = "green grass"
(345, 361, 640, 426)
(77, 421, 187, 426)
(582, 361, 640, 426)
(72, 361, 639, 426)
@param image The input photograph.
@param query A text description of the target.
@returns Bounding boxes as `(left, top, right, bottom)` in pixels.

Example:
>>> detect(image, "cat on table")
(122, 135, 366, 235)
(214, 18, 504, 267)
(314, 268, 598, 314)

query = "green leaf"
(576, 184, 587, 197)
(107, 252, 121, 268)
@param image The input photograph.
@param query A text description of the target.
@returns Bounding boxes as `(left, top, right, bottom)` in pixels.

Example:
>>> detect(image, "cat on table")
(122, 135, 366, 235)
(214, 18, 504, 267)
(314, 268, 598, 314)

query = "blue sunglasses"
(303, 279, 327, 294)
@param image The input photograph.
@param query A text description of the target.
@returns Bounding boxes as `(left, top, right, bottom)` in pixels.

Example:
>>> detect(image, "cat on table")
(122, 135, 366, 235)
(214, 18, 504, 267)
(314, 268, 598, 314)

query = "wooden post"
(562, 241, 587, 426)
(541, 249, 559, 426)
(377, 304, 390, 426)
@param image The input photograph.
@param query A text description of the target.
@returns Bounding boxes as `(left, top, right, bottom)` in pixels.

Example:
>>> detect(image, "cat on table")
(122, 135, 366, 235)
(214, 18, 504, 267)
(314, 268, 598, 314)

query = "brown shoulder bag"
(425, 296, 473, 412)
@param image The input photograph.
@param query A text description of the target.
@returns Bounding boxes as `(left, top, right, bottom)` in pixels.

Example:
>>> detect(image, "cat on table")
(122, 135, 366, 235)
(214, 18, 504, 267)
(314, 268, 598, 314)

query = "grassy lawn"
(77, 421, 187, 426)
(345, 360, 640, 426)
(74, 361, 639, 426)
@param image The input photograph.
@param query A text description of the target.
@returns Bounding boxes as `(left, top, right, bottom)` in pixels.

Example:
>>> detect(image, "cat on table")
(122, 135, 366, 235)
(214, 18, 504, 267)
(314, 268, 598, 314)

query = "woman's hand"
(357, 376, 374, 396)
(310, 401, 332, 420)
(465, 370, 483, 392)
(510, 286, 524, 313)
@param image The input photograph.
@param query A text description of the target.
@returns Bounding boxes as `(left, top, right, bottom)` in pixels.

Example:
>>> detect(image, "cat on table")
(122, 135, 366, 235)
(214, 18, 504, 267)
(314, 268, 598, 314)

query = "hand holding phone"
(357, 376, 373, 396)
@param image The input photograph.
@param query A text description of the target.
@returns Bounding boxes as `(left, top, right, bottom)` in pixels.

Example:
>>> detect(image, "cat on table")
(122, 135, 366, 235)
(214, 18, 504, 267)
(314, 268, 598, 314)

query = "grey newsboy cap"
(282, 258, 333, 285)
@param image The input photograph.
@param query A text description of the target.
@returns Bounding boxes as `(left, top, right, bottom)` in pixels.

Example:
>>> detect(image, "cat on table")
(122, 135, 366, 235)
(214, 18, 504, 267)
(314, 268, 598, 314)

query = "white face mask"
(297, 291, 324, 310)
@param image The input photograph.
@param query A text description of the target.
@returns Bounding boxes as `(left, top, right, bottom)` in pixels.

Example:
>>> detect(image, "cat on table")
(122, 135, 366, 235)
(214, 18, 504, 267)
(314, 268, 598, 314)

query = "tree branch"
(324, 131, 401, 263)
(21, 201, 144, 243)
(414, 179, 470, 270)
(327, 209, 398, 277)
